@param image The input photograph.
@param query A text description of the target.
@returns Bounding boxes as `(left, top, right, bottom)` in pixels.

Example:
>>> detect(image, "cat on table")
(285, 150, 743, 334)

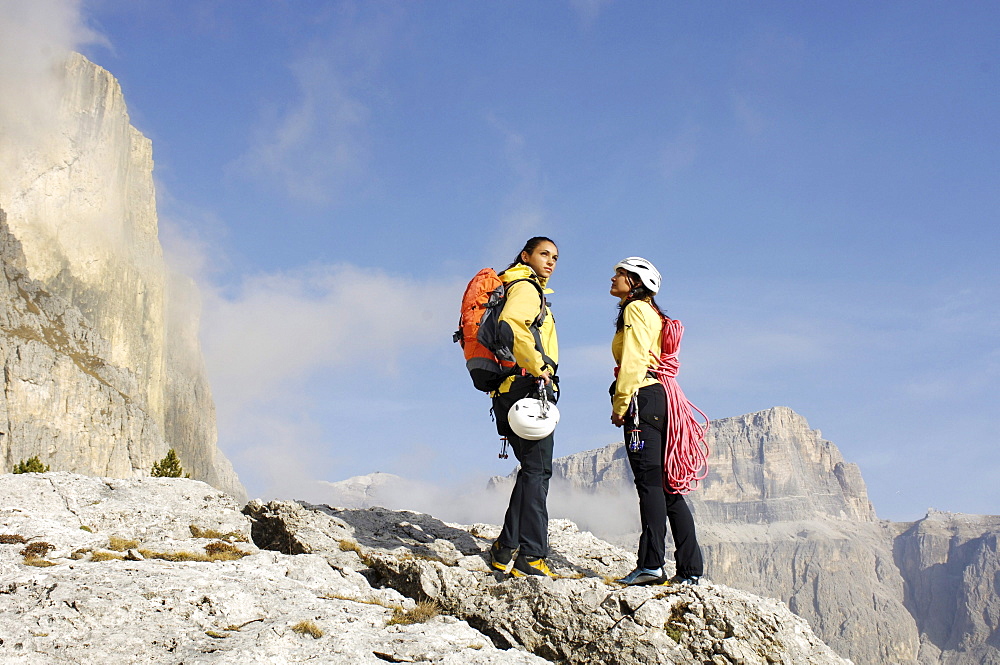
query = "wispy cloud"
(230, 53, 371, 205)
(227, 5, 405, 205)
(568, 0, 614, 30)
(0, 0, 103, 180)
(199, 263, 460, 411)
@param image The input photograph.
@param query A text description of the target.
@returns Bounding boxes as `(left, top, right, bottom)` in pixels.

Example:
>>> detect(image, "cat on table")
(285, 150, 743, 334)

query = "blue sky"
(7, 1, 999, 521)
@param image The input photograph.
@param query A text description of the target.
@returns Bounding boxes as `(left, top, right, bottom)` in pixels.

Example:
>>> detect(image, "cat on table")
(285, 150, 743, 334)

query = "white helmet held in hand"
(613, 257, 661, 294)
(508, 398, 560, 440)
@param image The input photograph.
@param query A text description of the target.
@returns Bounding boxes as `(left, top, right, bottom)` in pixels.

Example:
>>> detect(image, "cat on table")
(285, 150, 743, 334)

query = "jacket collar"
(501, 263, 552, 292)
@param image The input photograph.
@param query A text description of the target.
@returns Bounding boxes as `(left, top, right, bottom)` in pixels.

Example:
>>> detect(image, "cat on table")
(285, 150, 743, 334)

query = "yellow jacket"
(611, 298, 661, 416)
(496, 263, 558, 394)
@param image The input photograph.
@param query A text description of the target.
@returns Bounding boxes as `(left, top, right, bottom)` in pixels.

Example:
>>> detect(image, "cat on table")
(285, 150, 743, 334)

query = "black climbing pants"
(497, 430, 554, 560)
(626, 383, 703, 577)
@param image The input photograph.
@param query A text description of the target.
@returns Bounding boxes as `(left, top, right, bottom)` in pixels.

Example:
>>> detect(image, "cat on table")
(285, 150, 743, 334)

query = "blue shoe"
(616, 567, 664, 585)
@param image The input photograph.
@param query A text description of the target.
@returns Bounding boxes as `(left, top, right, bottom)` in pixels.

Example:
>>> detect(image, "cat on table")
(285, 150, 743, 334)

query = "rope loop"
(651, 318, 710, 494)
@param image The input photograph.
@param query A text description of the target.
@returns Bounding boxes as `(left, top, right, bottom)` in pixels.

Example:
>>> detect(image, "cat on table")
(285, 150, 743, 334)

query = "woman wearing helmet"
(489, 236, 560, 578)
(610, 257, 704, 586)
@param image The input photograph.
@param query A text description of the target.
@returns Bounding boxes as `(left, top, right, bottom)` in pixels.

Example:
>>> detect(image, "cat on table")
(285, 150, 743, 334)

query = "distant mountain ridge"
(344, 407, 998, 665)
(525, 407, 998, 665)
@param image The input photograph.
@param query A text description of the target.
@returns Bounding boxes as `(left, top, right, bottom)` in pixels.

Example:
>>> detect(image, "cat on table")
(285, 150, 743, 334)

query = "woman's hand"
(611, 412, 625, 428)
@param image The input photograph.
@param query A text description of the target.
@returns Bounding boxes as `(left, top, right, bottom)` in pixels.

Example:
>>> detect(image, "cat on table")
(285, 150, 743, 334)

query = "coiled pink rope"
(650, 318, 710, 494)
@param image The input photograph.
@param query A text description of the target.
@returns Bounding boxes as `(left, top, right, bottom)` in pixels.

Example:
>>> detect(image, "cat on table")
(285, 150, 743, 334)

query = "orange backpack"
(453, 268, 544, 392)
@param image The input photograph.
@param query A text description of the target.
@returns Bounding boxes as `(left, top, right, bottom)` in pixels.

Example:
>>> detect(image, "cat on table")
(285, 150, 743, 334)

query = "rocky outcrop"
(0, 54, 241, 497)
(0, 472, 849, 664)
(513, 407, 1000, 665)
(489, 407, 916, 664)
(893, 511, 1000, 665)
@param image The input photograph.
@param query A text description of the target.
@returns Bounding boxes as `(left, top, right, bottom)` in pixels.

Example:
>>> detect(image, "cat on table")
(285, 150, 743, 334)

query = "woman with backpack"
(609, 256, 706, 586)
(488, 236, 559, 578)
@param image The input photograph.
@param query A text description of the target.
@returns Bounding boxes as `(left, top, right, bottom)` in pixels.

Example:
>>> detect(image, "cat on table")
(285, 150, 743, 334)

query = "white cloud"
(0, 0, 103, 177)
(199, 263, 461, 412)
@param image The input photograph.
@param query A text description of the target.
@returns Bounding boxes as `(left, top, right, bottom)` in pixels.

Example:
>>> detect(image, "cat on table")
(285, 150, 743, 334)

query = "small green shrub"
(151, 449, 189, 478)
(13, 456, 49, 474)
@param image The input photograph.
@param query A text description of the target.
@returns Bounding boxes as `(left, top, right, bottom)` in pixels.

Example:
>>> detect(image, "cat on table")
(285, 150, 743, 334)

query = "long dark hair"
(615, 272, 666, 331)
(506, 236, 557, 270)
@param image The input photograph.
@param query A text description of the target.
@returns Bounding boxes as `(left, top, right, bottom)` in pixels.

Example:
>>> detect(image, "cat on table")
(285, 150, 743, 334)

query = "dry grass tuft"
(190, 525, 248, 542)
(0, 534, 27, 544)
(136, 542, 247, 563)
(338, 539, 360, 553)
(21, 541, 55, 565)
(108, 536, 139, 551)
(387, 600, 441, 626)
(204, 541, 248, 560)
(90, 550, 124, 562)
(291, 620, 323, 638)
(21, 541, 53, 558)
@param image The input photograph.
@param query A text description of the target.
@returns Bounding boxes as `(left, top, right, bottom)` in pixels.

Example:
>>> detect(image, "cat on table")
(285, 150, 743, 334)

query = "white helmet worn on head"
(614, 256, 662, 294)
(508, 398, 560, 440)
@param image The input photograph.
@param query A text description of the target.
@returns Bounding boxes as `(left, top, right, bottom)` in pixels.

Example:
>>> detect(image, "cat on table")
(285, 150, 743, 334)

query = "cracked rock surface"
(0, 473, 849, 664)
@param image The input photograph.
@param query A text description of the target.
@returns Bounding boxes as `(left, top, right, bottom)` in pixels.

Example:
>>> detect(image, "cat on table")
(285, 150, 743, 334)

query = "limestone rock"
(245, 498, 850, 665)
(893, 510, 1000, 665)
(1, 210, 165, 478)
(0, 53, 241, 498)
(498, 407, 916, 664)
(0, 473, 546, 664)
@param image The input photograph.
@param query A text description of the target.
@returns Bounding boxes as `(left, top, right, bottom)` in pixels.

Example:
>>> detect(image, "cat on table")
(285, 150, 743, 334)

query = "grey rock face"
(0, 473, 547, 664)
(893, 510, 1000, 665)
(0, 472, 850, 664)
(0, 53, 242, 498)
(518, 407, 1000, 665)
(1, 210, 165, 477)
(245, 498, 850, 665)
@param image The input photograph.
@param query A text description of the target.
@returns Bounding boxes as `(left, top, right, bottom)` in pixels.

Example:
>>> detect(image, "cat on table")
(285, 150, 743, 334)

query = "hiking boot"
(616, 567, 665, 586)
(489, 541, 516, 573)
(511, 556, 553, 578)
(667, 574, 701, 586)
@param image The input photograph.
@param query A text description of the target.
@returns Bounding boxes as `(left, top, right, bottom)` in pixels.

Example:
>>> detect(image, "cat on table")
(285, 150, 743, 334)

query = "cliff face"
(0, 53, 242, 498)
(893, 511, 1000, 665)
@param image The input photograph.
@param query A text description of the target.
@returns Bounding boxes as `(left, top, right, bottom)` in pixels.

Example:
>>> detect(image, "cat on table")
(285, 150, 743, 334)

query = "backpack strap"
(504, 278, 557, 374)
